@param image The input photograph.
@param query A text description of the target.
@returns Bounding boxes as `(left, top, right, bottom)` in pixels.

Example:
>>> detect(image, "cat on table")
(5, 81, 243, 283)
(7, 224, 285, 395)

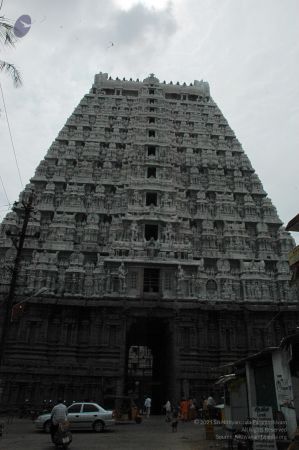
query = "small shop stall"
(217, 334, 299, 448)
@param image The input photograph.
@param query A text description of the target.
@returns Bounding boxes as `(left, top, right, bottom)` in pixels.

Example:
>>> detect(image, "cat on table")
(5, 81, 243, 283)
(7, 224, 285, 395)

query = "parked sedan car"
(35, 402, 115, 433)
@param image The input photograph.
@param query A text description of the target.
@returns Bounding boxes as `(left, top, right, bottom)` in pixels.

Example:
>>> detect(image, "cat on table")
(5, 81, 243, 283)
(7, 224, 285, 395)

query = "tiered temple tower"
(0, 73, 298, 410)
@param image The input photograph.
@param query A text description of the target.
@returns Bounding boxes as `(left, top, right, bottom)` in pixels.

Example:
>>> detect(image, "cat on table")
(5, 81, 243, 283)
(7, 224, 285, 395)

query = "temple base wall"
(0, 299, 298, 411)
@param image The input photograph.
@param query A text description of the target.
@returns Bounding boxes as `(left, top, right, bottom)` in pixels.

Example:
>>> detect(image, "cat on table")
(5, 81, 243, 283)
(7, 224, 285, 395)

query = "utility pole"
(0, 194, 34, 365)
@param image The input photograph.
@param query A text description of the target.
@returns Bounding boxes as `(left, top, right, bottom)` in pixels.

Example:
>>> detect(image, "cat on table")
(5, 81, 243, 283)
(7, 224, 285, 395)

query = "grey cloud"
(112, 3, 177, 46)
(47, 1, 178, 81)
(63, 2, 178, 51)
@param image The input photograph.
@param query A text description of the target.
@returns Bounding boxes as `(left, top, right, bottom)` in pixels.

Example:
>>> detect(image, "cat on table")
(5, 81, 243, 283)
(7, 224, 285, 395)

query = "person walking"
(50, 398, 68, 442)
(164, 400, 172, 422)
(202, 396, 208, 418)
(171, 403, 180, 432)
(188, 398, 196, 420)
(180, 398, 188, 421)
(207, 394, 216, 419)
(144, 396, 151, 418)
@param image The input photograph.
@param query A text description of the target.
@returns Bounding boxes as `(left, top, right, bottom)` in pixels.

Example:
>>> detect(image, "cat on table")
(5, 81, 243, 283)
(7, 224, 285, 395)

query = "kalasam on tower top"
(0, 73, 298, 411)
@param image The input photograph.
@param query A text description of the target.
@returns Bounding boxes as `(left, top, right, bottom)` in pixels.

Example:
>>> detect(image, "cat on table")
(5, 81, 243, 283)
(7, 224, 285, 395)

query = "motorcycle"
(51, 422, 72, 449)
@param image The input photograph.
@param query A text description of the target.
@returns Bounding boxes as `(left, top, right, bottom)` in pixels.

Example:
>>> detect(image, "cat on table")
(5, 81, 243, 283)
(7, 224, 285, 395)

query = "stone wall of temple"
(0, 73, 297, 408)
(1, 301, 298, 406)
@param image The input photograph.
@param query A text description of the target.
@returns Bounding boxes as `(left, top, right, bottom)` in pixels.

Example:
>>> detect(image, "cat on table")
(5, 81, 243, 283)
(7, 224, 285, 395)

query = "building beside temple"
(0, 73, 298, 411)
(286, 214, 299, 287)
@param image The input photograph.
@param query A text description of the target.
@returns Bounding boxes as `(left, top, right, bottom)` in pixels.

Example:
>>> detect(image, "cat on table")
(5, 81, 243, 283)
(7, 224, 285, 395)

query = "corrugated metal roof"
(215, 374, 236, 385)
(286, 213, 299, 231)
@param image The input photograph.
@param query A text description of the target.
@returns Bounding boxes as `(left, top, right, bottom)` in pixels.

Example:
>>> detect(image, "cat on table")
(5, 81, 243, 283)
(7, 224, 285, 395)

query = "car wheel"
(93, 420, 105, 433)
(43, 420, 51, 433)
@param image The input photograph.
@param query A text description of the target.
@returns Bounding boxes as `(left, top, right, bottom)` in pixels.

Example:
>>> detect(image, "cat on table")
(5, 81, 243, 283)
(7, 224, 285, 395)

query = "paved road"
(0, 416, 222, 450)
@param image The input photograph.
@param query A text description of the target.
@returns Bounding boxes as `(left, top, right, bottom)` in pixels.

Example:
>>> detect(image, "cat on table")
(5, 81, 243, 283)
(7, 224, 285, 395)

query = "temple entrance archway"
(126, 317, 175, 414)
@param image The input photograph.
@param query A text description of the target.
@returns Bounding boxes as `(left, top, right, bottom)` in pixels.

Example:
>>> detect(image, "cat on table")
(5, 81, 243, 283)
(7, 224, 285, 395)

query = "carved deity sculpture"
(105, 269, 112, 293)
(84, 263, 94, 297)
(146, 237, 156, 258)
(87, 213, 98, 225)
(5, 247, 17, 263)
(259, 260, 265, 272)
(93, 256, 105, 295)
(130, 221, 138, 242)
(222, 279, 233, 300)
(261, 282, 269, 299)
(202, 220, 214, 231)
(95, 184, 105, 194)
(197, 258, 204, 273)
(176, 264, 185, 294)
(163, 223, 175, 242)
(195, 275, 203, 299)
(257, 222, 268, 235)
(70, 249, 84, 267)
(162, 192, 172, 208)
(276, 260, 289, 274)
(254, 282, 262, 299)
(132, 190, 141, 206)
(244, 193, 255, 205)
(249, 260, 259, 272)
(190, 274, 196, 297)
(217, 259, 230, 273)
(118, 262, 127, 293)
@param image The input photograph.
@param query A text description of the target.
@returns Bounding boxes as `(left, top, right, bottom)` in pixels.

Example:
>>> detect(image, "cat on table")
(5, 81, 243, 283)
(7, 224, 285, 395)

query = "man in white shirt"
(144, 397, 152, 418)
(207, 395, 215, 407)
(164, 400, 172, 422)
(50, 399, 68, 440)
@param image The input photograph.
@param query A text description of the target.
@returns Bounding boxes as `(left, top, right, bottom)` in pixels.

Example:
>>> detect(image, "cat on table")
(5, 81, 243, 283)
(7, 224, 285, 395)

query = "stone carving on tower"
(0, 72, 296, 302)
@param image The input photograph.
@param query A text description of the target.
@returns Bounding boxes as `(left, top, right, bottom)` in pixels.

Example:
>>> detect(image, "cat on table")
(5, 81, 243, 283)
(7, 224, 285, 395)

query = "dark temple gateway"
(0, 73, 298, 411)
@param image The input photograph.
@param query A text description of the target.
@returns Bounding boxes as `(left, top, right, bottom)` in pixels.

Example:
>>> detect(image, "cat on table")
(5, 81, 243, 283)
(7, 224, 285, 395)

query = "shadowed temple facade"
(0, 73, 298, 410)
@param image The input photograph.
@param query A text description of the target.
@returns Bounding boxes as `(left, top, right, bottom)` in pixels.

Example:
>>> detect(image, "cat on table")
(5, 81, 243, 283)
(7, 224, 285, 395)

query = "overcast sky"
(0, 0, 298, 243)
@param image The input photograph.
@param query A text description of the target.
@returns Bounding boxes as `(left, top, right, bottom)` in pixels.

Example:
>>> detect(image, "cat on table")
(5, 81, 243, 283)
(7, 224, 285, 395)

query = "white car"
(35, 402, 115, 433)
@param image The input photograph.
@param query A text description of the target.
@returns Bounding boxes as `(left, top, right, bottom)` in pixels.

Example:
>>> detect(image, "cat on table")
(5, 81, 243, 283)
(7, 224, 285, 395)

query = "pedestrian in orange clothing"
(188, 398, 196, 420)
(180, 399, 188, 421)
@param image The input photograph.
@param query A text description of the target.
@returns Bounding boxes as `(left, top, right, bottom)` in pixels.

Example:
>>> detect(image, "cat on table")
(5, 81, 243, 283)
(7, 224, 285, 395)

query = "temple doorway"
(126, 317, 174, 414)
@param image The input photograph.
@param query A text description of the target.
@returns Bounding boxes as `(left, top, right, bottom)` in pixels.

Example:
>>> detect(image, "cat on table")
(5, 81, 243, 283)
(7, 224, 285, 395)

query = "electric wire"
(0, 174, 11, 206)
(265, 311, 281, 328)
(0, 81, 23, 188)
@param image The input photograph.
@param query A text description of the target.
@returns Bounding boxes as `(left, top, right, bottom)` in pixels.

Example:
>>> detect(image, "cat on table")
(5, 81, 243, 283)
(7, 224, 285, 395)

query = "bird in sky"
(107, 41, 115, 49)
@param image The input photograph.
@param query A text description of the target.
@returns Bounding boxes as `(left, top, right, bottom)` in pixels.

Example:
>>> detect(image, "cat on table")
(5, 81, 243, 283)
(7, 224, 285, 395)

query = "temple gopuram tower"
(0, 73, 298, 410)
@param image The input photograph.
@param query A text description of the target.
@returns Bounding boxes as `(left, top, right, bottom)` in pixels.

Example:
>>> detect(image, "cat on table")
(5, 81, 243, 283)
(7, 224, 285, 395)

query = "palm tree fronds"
(0, 15, 22, 88)
(0, 15, 17, 47)
(0, 59, 22, 87)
